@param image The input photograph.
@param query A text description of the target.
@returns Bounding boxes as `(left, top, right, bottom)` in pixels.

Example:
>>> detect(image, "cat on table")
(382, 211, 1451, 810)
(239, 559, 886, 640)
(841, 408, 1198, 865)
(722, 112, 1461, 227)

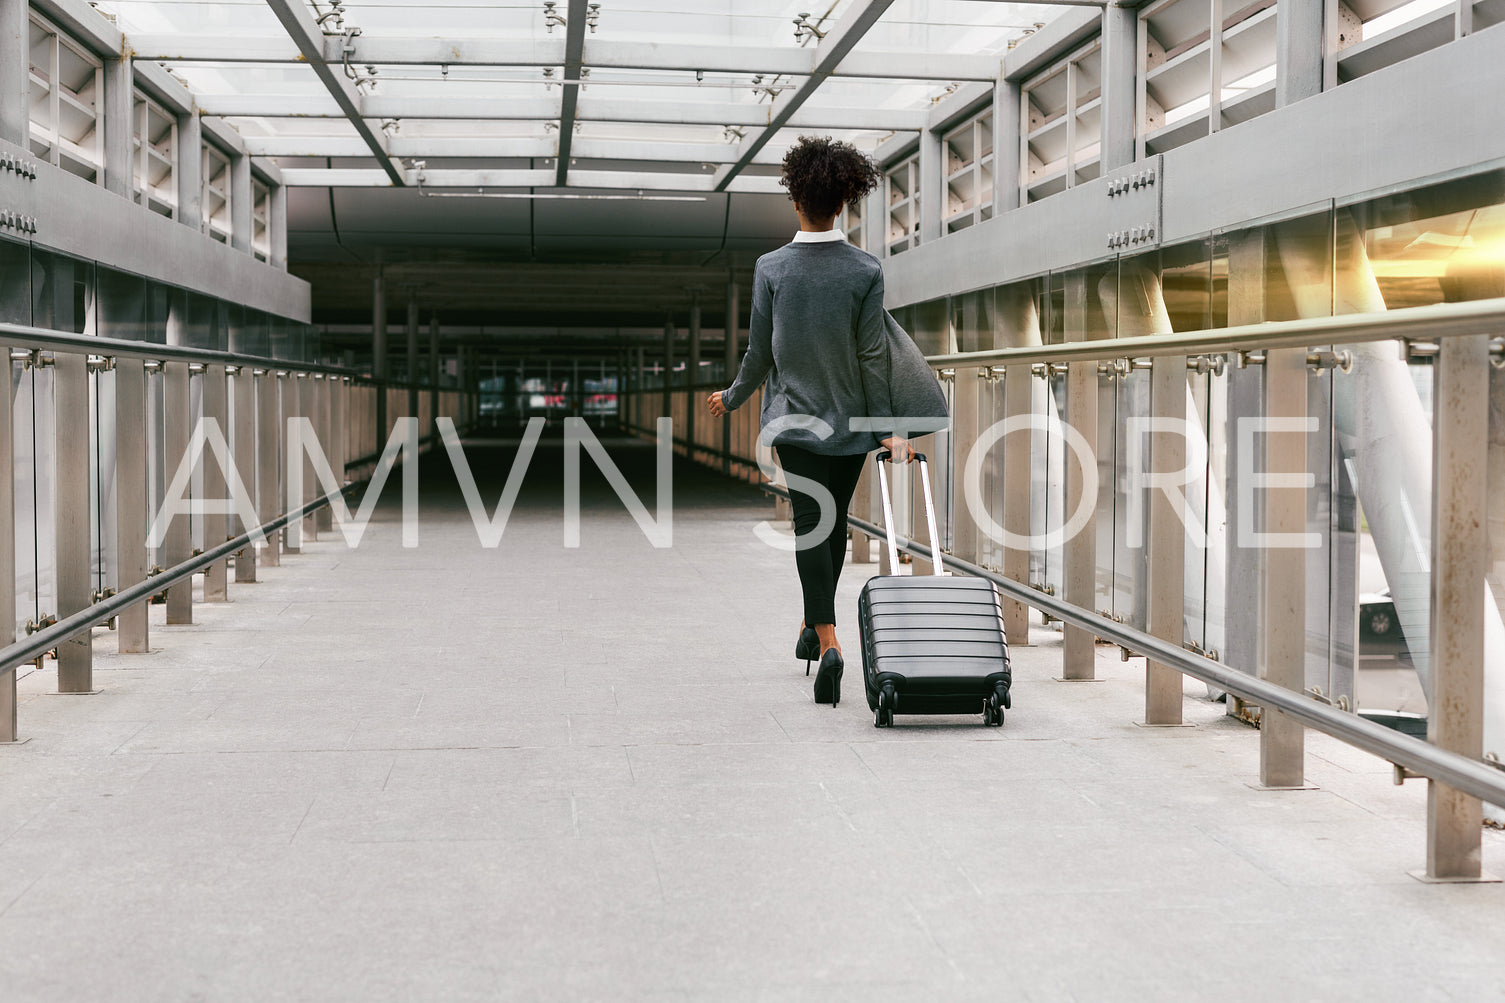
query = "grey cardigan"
(721, 240, 896, 456)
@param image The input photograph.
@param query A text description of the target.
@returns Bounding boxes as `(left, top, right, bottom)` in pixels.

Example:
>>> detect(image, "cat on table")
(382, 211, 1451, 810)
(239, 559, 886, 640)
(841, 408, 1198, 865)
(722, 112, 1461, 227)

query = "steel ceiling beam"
(123, 34, 1001, 82)
(713, 0, 899, 193)
(554, 0, 590, 186)
(194, 94, 926, 131)
(279, 168, 785, 193)
(259, 0, 404, 186)
(242, 135, 783, 166)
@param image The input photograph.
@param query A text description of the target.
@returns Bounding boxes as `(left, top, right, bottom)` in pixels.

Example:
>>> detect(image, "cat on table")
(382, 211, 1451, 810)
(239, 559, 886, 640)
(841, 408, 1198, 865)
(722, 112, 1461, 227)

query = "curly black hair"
(779, 135, 881, 221)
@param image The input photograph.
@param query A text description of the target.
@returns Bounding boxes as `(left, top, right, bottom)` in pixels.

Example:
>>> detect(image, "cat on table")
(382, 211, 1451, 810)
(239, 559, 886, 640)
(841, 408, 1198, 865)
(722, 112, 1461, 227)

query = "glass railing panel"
(0, 238, 29, 325)
(32, 250, 94, 336)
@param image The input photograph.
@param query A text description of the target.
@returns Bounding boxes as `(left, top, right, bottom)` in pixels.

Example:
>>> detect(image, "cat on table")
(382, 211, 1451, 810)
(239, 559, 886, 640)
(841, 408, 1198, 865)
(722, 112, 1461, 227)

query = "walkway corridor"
(4, 434, 1503, 1001)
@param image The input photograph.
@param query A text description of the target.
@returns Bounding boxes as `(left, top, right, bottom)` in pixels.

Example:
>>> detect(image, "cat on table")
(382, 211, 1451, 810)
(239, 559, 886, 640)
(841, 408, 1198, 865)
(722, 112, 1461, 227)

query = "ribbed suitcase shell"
(858, 575, 1011, 717)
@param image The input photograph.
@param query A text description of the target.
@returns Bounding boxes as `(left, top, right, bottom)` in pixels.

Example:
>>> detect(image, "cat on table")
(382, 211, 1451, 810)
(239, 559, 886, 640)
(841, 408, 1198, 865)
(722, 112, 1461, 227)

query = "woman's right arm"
(717, 264, 773, 412)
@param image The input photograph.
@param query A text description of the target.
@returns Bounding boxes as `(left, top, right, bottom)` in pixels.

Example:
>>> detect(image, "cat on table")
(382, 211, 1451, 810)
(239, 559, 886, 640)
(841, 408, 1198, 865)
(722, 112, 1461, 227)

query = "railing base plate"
(1408, 869, 1500, 884)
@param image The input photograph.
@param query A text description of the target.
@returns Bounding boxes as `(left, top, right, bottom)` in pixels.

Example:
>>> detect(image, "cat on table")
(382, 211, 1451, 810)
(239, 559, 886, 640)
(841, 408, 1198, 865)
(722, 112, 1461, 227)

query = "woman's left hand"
(706, 391, 728, 417)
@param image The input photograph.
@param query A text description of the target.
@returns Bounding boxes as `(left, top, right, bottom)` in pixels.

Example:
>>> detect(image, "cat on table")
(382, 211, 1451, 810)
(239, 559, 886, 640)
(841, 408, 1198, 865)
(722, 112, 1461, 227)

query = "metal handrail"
(0, 482, 359, 677)
(0, 321, 361, 379)
(924, 296, 1505, 369)
(755, 478, 1505, 808)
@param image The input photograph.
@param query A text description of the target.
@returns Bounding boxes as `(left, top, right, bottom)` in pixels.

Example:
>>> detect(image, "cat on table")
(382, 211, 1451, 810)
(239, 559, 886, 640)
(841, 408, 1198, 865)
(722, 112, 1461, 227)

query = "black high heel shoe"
(795, 626, 819, 676)
(813, 648, 843, 706)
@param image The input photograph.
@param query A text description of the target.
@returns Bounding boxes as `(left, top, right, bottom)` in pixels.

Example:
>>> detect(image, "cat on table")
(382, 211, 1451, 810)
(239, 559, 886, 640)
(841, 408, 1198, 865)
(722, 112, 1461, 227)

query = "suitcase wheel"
(983, 687, 1006, 728)
(874, 684, 896, 728)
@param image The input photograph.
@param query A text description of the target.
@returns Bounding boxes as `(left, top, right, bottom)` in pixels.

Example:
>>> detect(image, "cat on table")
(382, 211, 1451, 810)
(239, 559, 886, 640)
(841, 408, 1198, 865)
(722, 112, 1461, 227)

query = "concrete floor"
(3, 432, 1503, 1002)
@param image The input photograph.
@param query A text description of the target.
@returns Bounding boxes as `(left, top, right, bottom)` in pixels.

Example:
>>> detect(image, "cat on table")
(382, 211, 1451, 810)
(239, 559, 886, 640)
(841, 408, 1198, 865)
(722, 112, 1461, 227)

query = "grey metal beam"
(1276, 0, 1325, 106)
(713, 0, 898, 192)
(1101, 5, 1136, 171)
(230, 154, 252, 253)
(0, 0, 26, 148)
(276, 168, 785, 193)
(192, 93, 928, 131)
(176, 108, 202, 231)
(0, 131, 311, 320)
(29, 0, 120, 58)
(103, 56, 133, 199)
(124, 32, 1002, 81)
(260, 0, 404, 186)
(881, 27, 1505, 311)
(270, 183, 287, 269)
(554, 0, 589, 187)
(242, 135, 782, 168)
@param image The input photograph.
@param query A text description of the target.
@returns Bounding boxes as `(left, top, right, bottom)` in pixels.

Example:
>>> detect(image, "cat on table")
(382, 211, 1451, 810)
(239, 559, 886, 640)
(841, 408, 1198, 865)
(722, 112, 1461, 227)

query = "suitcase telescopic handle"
(873, 450, 945, 577)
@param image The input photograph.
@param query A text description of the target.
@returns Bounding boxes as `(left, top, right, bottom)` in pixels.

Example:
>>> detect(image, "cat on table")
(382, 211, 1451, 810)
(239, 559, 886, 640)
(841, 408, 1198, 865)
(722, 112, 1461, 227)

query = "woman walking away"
(706, 135, 914, 707)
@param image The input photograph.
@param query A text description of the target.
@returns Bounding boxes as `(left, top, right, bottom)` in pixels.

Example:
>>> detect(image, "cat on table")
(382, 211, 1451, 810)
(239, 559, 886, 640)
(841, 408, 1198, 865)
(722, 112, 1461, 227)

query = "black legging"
(775, 443, 869, 626)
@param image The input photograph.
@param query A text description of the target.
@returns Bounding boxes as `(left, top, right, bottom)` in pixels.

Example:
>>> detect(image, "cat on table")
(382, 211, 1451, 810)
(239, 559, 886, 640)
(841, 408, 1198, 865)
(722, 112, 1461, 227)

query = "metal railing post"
(258, 370, 281, 567)
(115, 358, 150, 651)
(332, 377, 348, 497)
(232, 366, 257, 583)
(282, 373, 302, 554)
(1063, 358, 1098, 679)
(297, 374, 318, 542)
(315, 375, 333, 533)
(0, 341, 15, 738)
(202, 364, 229, 601)
(54, 353, 94, 690)
(1425, 333, 1491, 880)
(950, 367, 981, 567)
(163, 361, 194, 625)
(1145, 355, 1187, 724)
(1002, 365, 1032, 645)
(1260, 347, 1307, 787)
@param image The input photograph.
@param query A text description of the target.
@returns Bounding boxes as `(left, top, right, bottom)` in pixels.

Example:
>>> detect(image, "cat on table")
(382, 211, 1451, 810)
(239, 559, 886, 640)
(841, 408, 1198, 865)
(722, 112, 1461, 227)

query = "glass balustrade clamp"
(187, 363, 205, 375)
(85, 355, 114, 372)
(1306, 349, 1354, 373)
(1402, 338, 1440, 361)
(143, 360, 162, 373)
(1488, 339, 1504, 368)
(1186, 354, 1226, 376)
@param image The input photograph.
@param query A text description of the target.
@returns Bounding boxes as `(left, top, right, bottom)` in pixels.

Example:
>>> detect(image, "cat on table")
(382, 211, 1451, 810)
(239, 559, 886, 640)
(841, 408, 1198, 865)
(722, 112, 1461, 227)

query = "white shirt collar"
(793, 228, 846, 243)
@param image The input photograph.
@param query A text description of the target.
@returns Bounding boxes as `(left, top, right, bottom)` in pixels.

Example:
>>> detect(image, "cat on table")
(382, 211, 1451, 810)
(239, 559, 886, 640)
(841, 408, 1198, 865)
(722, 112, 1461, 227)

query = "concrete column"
(331, 377, 347, 487)
(55, 355, 93, 691)
(201, 365, 229, 600)
(163, 362, 193, 625)
(1425, 334, 1490, 880)
(918, 127, 943, 244)
(1276, 0, 1325, 107)
(0, 0, 28, 148)
(1144, 356, 1187, 724)
(113, 360, 149, 652)
(687, 291, 701, 460)
(1002, 366, 1031, 645)
(177, 110, 202, 230)
(232, 367, 257, 583)
(1101, 5, 1137, 171)
(993, 77, 1021, 213)
(406, 293, 419, 427)
(662, 317, 675, 423)
(297, 374, 317, 542)
(1260, 347, 1307, 787)
(257, 371, 280, 567)
(103, 56, 133, 199)
(270, 183, 288, 268)
(428, 313, 440, 432)
(372, 261, 387, 444)
(0, 338, 15, 738)
(1062, 358, 1098, 679)
(230, 154, 252, 253)
(723, 277, 739, 473)
(280, 372, 301, 555)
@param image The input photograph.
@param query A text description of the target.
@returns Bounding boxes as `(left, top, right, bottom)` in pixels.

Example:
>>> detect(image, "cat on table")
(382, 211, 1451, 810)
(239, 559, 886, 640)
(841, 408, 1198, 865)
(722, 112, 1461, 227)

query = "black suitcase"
(858, 450, 1012, 728)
